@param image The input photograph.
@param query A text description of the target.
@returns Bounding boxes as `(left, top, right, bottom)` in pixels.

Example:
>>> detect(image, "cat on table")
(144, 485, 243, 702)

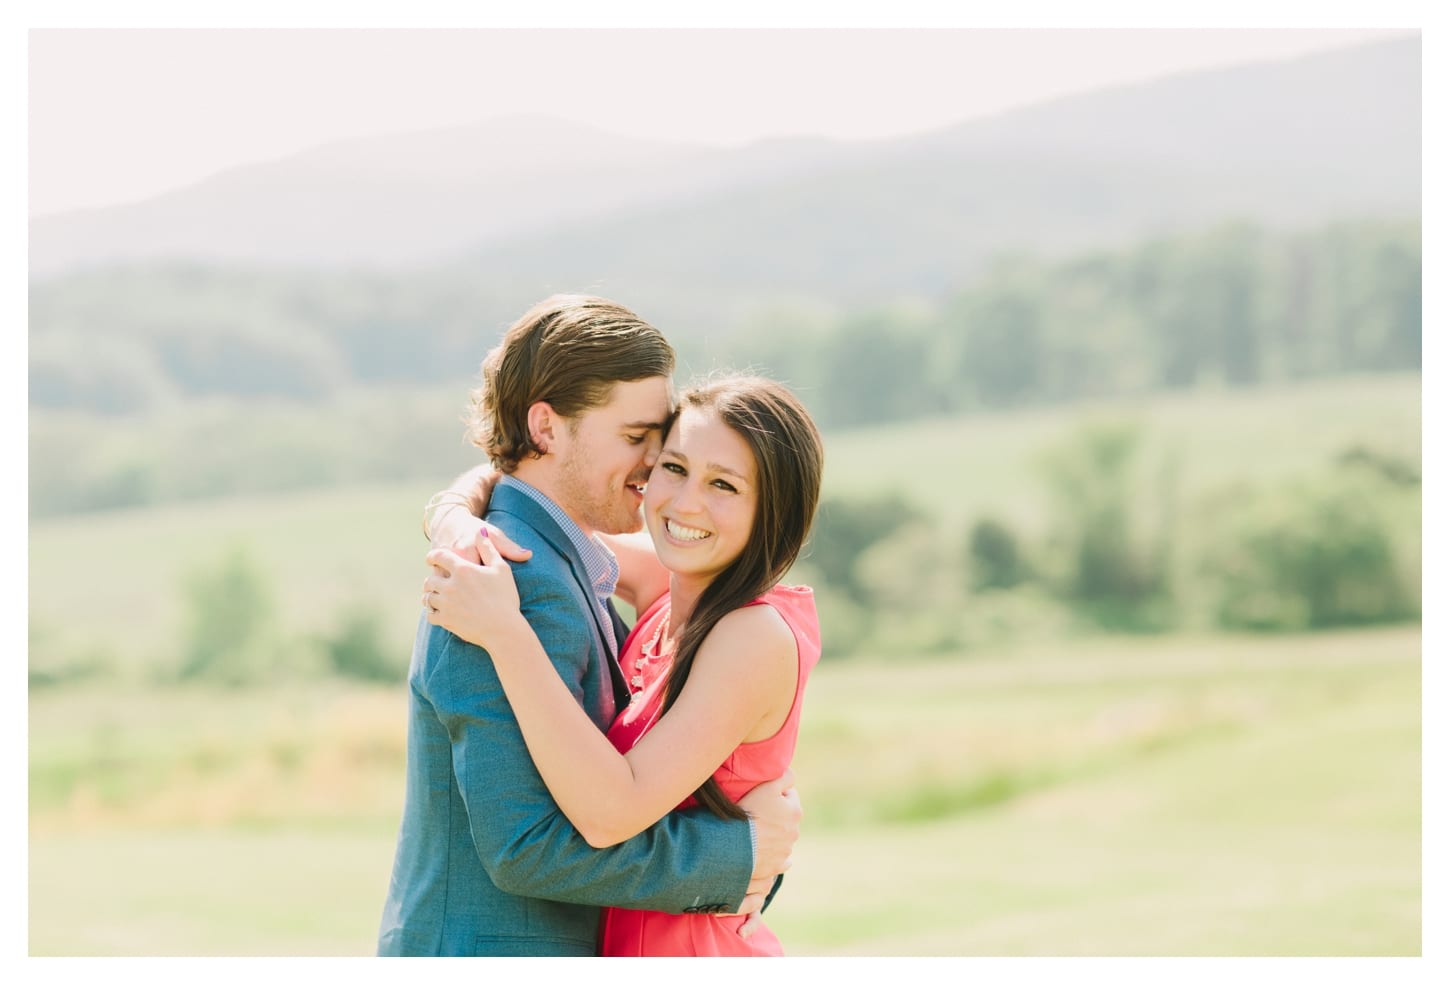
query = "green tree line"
(32, 219, 1420, 423)
(28, 219, 1421, 518)
(750, 220, 1420, 428)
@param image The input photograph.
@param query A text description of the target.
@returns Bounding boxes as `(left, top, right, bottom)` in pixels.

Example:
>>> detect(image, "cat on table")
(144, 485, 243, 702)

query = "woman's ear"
(526, 401, 558, 454)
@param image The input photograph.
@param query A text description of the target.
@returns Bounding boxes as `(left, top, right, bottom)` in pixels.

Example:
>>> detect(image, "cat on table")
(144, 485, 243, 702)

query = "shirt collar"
(498, 474, 619, 600)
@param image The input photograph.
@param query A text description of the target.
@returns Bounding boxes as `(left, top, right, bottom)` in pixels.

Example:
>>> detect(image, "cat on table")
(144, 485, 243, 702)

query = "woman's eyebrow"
(660, 447, 747, 480)
(707, 463, 749, 481)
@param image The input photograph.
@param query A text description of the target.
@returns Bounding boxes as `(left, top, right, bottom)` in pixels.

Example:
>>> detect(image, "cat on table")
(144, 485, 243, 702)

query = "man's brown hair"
(466, 295, 676, 472)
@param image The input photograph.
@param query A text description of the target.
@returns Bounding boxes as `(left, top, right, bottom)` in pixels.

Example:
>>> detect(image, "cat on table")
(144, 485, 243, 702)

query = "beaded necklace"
(629, 603, 672, 697)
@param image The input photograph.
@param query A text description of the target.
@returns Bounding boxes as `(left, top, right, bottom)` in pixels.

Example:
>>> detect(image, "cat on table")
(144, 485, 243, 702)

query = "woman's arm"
(423, 538, 798, 848)
(423, 466, 532, 564)
(424, 465, 496, 548)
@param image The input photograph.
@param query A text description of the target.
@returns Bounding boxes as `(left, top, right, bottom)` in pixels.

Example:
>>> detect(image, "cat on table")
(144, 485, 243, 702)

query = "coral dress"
(599, 585, 821, 957)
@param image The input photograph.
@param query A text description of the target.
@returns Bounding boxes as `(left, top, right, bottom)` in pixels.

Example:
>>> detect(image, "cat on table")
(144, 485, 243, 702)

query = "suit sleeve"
(421, 562, 754, 912)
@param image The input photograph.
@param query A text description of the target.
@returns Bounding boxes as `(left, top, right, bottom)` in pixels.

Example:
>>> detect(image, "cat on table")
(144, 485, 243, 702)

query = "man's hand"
(738, 768, 801, 893)
(732, 890, 768, 940)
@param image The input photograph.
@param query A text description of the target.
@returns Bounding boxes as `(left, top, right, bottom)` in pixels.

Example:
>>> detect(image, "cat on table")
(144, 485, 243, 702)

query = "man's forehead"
(618, 416, 668, 431)
(598, 376, 673, 419)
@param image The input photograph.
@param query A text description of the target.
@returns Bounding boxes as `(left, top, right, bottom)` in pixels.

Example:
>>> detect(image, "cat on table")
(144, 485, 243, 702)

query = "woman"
(422, 375, 824, 956)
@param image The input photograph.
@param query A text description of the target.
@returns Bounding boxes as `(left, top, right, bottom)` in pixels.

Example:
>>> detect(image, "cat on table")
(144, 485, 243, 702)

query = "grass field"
(27, 372, 1423, 955)
(28, 626, 1420, 956)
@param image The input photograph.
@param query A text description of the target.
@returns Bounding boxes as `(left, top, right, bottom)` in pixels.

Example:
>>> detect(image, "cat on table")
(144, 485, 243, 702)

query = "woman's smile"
(663, 518, 713, 543)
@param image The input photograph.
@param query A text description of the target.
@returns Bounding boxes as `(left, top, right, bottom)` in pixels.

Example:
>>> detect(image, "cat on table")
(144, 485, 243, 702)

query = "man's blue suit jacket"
(377, 482, 753, 956)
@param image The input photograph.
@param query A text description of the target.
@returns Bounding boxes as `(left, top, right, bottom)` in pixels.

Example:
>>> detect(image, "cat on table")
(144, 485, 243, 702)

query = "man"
(378, 295, 800, 956)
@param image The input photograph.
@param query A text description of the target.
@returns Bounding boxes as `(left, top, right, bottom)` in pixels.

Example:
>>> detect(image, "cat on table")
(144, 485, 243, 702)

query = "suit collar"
(496, 475, 619, 598)
(489, 482, 579, 571)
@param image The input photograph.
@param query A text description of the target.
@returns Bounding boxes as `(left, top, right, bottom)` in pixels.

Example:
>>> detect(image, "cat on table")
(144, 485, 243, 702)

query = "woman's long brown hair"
(655, 376, 824, 820)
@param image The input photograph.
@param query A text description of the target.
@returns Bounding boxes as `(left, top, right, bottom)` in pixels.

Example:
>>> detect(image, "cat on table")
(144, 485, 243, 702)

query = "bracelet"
(422, 491, 476, 539)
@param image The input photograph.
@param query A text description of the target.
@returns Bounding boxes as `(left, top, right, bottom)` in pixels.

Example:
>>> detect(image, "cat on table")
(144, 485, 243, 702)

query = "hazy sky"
(26, 25, 1414, 216)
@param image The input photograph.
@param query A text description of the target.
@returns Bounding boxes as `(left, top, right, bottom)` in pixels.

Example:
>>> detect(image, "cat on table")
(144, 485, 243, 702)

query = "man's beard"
(557, 448, 647, 536)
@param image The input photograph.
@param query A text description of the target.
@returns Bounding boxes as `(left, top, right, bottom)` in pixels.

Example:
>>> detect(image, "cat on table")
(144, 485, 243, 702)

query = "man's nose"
(642, 432, 664, 467)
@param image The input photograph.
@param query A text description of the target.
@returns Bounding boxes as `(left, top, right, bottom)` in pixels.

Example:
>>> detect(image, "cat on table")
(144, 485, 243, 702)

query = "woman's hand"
(422, 528, 526, 649)
(435, 512, 533, 566)
(426, 466, 533, 564)
(432, 505, 487, 561)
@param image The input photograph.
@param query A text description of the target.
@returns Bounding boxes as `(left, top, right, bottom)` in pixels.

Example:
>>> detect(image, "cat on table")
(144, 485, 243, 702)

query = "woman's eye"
(713, 480, 738, 493)
(661, 461, 685, 475)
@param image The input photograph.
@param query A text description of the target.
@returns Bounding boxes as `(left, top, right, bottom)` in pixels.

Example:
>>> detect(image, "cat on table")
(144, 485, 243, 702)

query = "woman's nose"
(671, 481, 705, 513)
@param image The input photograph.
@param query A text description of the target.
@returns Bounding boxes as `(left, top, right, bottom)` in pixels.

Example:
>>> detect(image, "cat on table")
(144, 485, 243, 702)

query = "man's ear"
(526, 401, 559, 454)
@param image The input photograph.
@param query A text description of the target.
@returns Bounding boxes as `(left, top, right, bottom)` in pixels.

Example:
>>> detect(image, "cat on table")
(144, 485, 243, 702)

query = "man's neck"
(509, 461, 594, 537)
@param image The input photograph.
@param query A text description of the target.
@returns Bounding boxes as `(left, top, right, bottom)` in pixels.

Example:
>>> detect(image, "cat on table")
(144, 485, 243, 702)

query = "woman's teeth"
(666, 519, 710, 541)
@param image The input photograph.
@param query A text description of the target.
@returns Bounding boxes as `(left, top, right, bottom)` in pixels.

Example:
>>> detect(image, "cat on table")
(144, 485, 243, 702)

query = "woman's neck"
(664, 573, 711, 639)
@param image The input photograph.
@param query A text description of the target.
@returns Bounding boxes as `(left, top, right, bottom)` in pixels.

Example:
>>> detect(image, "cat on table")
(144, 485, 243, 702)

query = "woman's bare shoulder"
(697, 601, 798, 672)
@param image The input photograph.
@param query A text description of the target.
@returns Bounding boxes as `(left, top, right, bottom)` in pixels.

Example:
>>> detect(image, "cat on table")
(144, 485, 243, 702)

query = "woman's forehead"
(666, 408, 753, 468)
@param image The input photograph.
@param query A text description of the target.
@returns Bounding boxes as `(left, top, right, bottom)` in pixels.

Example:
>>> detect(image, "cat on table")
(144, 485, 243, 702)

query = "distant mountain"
(28, 116, 853, 275)
(29, 37, 1419, 283)
(443, 38, 1420, 331)
(908, 36, 1420, 182)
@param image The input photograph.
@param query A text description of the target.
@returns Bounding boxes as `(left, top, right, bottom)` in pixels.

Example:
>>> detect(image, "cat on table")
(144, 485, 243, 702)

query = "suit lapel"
(604, 598, 633, 709)
(489, 485, 632, 709)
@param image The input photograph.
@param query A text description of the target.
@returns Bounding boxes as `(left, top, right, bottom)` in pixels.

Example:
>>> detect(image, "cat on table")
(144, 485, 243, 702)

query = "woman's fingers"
(481, 524, 533, 563)
(419, 529, 522, 643)
(476, 527, 501, 565)
(424, 548, 460, 574)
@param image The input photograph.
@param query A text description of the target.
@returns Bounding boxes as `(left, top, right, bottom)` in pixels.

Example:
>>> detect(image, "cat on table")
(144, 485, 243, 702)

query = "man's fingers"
(774, 767, 796, 792)
(732, 891, 767, 940)
(733, 891, 765, 917)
